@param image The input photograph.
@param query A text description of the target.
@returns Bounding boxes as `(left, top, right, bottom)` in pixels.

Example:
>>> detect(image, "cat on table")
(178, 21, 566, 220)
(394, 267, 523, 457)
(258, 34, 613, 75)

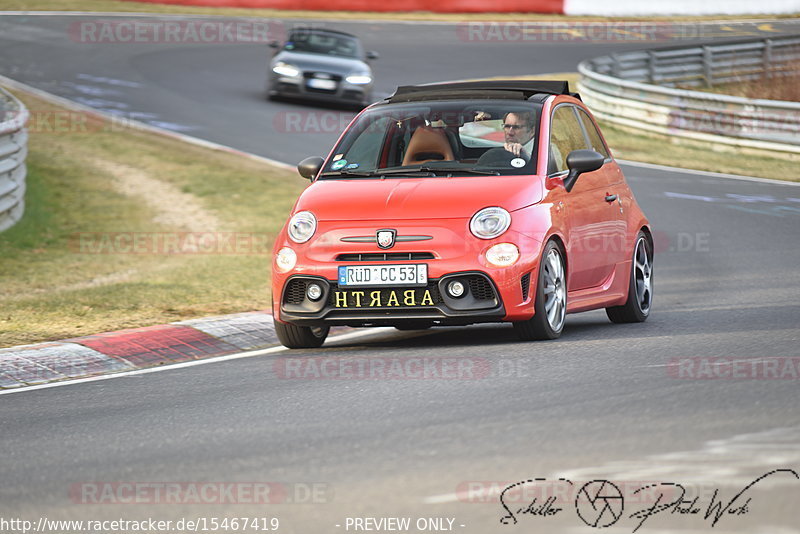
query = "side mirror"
(366, 51, 379, 60)
(563, 149, 604, 192)
(298, 156, 324, 180)
(269, 40, 280, 49)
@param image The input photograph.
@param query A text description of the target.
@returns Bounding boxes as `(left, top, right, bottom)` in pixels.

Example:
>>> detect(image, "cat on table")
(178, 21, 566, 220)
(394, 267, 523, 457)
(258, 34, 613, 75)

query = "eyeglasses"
(503, 124, 525, 130)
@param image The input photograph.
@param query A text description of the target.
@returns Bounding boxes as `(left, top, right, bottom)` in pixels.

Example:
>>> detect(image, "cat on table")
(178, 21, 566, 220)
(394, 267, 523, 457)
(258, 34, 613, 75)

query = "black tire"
(513, 240, 567, 341)
(275, 321, 330, 349)
(606, 230, 653, 323)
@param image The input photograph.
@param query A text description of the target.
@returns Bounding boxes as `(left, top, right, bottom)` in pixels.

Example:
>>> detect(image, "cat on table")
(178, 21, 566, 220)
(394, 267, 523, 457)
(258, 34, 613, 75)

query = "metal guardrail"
(578, 36, 800, 154)
(0, 87, 28, 233)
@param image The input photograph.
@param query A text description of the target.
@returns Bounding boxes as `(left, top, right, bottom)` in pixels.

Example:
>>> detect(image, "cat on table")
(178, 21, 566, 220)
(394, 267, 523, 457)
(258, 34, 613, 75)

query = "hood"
(273, 51, 369, 76)
(295, 176, 543, 221)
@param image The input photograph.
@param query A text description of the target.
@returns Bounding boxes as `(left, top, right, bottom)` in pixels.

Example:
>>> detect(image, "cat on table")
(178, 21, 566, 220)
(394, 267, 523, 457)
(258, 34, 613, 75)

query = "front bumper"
(269, 74, 372, 105)
(278, 271, 508, 327)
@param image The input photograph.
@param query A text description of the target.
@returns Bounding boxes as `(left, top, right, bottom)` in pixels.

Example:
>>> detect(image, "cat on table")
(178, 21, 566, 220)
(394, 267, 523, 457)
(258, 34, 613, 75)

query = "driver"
(502, 111, 535, 159)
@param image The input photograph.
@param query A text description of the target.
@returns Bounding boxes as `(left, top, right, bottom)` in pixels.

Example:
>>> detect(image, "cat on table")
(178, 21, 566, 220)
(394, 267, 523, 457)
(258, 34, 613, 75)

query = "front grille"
(336, 252, 435, 262)
(303, 72, 343, 82)
(468, 276, 495, 301)
(284, 279, 307, 305)
(329, 282, 443, 308)
(303, 72, 341, 94)
(521, 272, 532, 301)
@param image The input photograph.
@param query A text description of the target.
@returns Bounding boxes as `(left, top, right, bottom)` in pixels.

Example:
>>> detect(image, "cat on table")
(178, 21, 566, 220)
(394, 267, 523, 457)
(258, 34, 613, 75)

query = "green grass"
(0, 90, 305, 347)
(1, 71, 797, 347)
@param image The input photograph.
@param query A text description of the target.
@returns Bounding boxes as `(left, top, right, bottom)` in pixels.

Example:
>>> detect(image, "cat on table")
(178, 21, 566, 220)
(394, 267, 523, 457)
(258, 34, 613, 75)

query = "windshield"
(283, 31, 362, 59)
(319, 100, 540, 178)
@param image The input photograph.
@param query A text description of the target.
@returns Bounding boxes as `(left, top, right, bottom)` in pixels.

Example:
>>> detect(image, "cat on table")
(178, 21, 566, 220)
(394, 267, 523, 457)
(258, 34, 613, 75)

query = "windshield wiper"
(319, 166, 500, 178)
(319, 169, 436, 178)
(318, 170, 382, 178)
(416, 166, 501, 176)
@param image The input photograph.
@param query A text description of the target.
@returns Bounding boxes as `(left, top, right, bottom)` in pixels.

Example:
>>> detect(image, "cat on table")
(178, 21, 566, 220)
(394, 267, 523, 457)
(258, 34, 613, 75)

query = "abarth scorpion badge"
(376, 229, 396, 249)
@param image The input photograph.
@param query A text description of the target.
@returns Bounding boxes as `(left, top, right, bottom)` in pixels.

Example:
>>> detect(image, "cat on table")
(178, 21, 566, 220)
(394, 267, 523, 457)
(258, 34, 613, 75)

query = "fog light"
(486, 243, 520, 267)
(447, 280, 466, 298)
(307, 283, 323, 301)
(275, 247, 297, 273)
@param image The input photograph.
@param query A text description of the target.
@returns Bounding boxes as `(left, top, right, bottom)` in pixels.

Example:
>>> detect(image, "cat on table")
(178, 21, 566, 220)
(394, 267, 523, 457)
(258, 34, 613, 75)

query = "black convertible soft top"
(387, 80, 579, 103)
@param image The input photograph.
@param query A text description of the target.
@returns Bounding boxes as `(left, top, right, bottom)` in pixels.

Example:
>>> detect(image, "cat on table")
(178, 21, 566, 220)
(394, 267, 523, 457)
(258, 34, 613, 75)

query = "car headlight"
(470, 207, 511, 240)
(273, 61, 301, 77)
(288, 211, 317, 243)
(485, 243, 520, 267)
(345, 73, 372, 84)
(275, 247, 297, 273)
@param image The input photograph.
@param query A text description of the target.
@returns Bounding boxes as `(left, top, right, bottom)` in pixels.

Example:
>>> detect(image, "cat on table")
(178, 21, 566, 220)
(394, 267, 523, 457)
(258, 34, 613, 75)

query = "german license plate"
(307, 78, 337, 90)
(338, 264, 427, 287)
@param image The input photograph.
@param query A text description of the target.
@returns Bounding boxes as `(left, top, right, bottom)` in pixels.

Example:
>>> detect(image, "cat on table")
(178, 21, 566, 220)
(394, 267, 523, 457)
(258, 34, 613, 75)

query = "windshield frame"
(283, 30, 364, 59)
(317, 99, 543, 180)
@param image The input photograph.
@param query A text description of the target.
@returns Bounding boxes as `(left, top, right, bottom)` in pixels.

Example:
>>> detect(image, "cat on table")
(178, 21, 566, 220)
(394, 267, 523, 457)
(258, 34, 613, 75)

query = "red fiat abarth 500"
(271, 80, 653, 349)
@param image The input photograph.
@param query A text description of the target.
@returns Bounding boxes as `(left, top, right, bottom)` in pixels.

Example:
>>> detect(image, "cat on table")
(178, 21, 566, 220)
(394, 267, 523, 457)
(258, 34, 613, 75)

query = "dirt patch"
(93, 158, 223, 232)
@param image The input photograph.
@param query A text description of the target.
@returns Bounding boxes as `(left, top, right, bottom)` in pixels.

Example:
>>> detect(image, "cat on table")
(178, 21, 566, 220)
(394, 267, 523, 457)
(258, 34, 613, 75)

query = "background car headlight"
(272, 61, 300, 77)
(288, 211, 317, 243)
(470, 207, 511, 239)
(485, 243, 520, 267)
(345, 74, 372, 85)
(275, 247, 297, 273)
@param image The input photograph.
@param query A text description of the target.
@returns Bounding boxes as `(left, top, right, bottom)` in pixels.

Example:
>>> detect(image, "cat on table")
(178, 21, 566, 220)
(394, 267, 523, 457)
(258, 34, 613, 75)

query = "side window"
(548, 106, 588, 175)
(578, 109, 610, 159)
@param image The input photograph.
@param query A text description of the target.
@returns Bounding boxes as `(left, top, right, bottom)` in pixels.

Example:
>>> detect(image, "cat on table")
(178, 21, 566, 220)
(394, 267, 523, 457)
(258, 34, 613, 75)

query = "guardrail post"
(611, 53, 621, 78)
(647, 51, 656, 84)
(702, 46, 714, 87)
(763, 39, 773, 80)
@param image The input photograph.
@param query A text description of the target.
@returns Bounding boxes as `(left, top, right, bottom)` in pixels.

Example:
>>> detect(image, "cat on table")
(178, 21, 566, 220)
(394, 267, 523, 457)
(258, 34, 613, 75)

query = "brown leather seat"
(402, 127, 455, 166)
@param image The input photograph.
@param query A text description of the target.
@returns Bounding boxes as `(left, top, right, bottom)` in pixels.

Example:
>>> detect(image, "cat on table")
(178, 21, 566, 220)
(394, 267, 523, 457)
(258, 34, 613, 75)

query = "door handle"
(605, 194, 618, 202)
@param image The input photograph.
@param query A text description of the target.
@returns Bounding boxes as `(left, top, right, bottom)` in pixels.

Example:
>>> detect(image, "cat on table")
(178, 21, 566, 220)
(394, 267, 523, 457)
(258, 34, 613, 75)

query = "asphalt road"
(1, 12, 799, 534)
(2, 14, 800, 161)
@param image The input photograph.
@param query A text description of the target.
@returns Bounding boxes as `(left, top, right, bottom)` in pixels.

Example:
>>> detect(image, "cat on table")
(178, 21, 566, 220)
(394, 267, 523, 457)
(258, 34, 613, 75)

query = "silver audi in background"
(267, 28, 378, 108)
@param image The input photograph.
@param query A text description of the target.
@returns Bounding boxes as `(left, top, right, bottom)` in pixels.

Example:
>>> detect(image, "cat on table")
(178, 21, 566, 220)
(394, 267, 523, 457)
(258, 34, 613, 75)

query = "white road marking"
(619, 159, 800, 187)
(0, 327, 393, 396)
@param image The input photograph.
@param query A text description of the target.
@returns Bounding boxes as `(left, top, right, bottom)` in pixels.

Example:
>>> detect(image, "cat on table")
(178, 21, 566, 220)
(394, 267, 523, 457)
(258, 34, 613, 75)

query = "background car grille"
(303, 72, 342, 94)
(336, 252, 435, 262)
